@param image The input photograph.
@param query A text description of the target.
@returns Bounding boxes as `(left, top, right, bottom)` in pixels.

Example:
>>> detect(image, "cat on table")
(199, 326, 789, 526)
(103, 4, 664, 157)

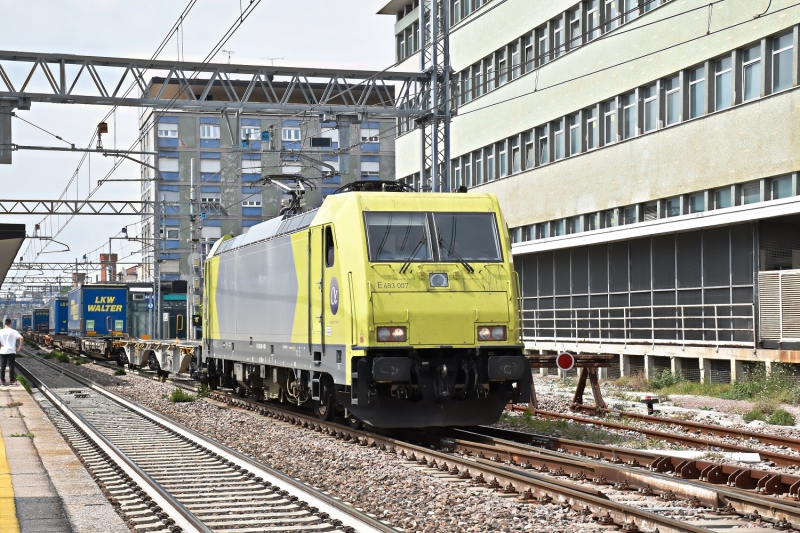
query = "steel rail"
(518, 407, 800, 469)
(15, 361, 212, 533)
(437, 426, 800, 529)
(21, 352, 399, 533)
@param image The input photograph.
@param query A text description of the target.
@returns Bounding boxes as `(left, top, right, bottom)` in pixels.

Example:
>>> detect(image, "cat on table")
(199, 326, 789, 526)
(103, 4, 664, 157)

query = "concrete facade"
(382, 0, 800, 383)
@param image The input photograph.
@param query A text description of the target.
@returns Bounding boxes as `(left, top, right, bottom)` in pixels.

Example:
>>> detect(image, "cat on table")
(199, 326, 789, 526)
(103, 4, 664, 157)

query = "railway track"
(30, 352, 800, 532)
(16, 352, 397, 533)
(562, 403, 800, 453)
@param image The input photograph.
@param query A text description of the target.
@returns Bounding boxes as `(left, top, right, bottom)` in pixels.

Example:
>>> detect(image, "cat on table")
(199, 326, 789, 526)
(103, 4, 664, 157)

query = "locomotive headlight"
(429, 272, 449, 287)
(377, 326, 407, 342)
(491, 326, 507, 340)
(477, 326, 506, 341)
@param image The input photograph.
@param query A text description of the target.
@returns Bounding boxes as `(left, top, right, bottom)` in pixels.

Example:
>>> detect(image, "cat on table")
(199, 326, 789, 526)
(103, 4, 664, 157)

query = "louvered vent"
(759, 270, 800, 342)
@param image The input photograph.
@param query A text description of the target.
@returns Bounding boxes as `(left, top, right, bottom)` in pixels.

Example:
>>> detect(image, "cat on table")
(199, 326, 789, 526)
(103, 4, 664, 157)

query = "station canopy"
(0, 224, 25, 286)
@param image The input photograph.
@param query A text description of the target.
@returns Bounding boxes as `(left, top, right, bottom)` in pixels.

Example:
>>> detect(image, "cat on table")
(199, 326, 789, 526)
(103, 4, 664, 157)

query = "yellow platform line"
(0, 428, 20, 533)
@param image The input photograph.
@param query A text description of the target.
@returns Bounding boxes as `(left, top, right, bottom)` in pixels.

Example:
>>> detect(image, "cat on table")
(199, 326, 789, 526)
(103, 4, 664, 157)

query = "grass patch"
(167, 388, 195, 403)
(499, 410, 631, 445)
(16, 376, 32, 394)
(767, 409, 796, 426)
(196, 383, 211, 398)
(24, 340, 39, 349)
(9, 431, 34, 440)
(721, 367, 800, 404)
(743, 409, 765, 422)
(72, 357, 88, 365)
(114, 368, 126, 376)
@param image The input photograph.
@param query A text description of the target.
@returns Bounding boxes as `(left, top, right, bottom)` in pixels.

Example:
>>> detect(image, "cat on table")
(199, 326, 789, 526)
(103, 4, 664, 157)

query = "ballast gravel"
(41, 360, 602, 533)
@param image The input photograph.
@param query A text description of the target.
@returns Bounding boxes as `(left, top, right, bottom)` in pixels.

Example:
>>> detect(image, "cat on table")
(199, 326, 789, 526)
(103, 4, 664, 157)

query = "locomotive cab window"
(365, 212, 432, 262)
(433, 213, 502, 262)
(325, 226, 335, 267)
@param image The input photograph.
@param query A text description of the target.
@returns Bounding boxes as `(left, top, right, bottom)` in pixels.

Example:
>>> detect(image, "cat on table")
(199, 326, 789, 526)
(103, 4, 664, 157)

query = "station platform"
(0, 383, 127, 533)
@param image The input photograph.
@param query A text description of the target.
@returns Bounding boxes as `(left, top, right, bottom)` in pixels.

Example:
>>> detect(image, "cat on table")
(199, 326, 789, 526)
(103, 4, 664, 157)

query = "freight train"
(202, 184, 530, 428)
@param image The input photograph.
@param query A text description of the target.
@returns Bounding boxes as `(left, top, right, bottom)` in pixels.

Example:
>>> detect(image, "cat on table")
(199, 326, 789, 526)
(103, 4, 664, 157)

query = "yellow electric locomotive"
(203, 183, 530, 428)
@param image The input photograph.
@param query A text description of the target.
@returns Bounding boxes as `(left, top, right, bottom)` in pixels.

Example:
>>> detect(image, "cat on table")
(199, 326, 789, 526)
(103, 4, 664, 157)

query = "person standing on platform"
(0, 318, 22, 385)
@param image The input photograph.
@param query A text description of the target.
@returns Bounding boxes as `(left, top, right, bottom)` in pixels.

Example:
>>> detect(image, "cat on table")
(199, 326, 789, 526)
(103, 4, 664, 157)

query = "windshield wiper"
(399, 234, 427, 274)
(437, 231, 475, 273)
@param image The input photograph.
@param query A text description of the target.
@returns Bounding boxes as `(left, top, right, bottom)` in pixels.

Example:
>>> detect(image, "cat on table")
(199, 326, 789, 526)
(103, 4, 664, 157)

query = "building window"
(472, 63, 483, 98)
(361, 127, 380, 142)
(554, 119, 565, 160)
(603, 100, 616, 144)
(623, 0, 638, 23)
(484, 57, 494, 92)
(644, 202, 658, 221)
(461, 70, 472, 104)
(242, 126, 261, 142)
(586, 107, 598, 149)
(587, 214, 598, 231)
(603, 210, 616, 227)
(486, 146, 495, 181)
(497, 49, 508, 86)
(742, 183, 760, 204)
(158, 123, 178, 138)
(498, 140, 508, 177)
(523, 226, 533, 241)
(689, 66, 705, 119)
(553, 18, 564, 58)
(569, 8, 581, 48)
(474, 150, 483, 185)
(586, 0, 600, 41)
(714, 56, 732, 111)
(511, 137, 521, 173)
(464, 156, 472, 187)
(523, 35, 534, 73)
(567, 217, 581, 234)
(569, 113, 580, 156)
(623, 206, 637, 225)
(605, 0, 618, 32)
(451, 0, 461, 24)
(201, 196, 220, 204)
(511, 43, 521, 80)
(282, 127, 301, 141)
(242, 199, 262, 207)
(772, 33, 793, 93)
(665, 75, 681, 125)
(453, 159, 461, 187)
(552, 220, 565, 237)
(538, 125, 549, 165)
(714, 187, 732, 209)
(689, 193, 705, 213)
(200, 124, 220, 139)
(166, 229, 180, 240)
(643, 84, 658, 132)
(524, 131, 534, 169)
(537, 27, 548, 66)
(742, 44, 761, 102)
(772, 176, 792, 199)
(622, 92, 636, 139)
(665, 197, 681, 217)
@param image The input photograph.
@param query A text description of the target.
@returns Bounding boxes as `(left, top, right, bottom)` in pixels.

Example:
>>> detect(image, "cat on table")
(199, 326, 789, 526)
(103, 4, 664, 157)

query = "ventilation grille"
(759, 270, 800, 341)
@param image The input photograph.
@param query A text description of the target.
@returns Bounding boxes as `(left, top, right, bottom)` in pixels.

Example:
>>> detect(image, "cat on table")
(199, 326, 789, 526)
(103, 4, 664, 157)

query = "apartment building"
(138, 78, 396, 281)
(382, 0, 800, 382)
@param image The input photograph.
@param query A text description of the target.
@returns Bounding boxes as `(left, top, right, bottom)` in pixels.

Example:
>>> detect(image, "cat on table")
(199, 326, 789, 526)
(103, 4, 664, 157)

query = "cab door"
(308, 226, 325, 357)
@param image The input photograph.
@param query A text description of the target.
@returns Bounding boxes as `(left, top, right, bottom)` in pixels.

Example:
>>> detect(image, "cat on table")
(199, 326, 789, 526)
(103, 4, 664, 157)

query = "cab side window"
(325, 226, 335, 268)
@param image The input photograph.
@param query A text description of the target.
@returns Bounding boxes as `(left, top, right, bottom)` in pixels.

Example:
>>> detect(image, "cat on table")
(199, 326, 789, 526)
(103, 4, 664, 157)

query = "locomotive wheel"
(314, 384, 335, 422)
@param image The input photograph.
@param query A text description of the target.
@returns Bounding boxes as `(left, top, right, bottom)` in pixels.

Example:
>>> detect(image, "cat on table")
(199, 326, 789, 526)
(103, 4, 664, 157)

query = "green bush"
(196, 383, 211, 398)
(649, 370, 683, 390)
(114, 368, 126, 376)
(721, 367, 800, 404)
(767, 409, 796, 426)
(56, 353, 71, 364)
(742, 409, 765, 422)
(16, 376, 32, 394)
(168, 388, 195, 403)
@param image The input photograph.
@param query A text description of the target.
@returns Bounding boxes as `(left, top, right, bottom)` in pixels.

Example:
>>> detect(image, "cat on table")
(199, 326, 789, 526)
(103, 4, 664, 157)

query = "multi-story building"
(383, 0, 800, 383)
(138, 77, 396, 281)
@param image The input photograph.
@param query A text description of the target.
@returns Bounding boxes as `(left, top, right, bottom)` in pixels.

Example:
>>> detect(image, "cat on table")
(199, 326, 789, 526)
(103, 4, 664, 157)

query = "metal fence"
(521, 303, 755, 349)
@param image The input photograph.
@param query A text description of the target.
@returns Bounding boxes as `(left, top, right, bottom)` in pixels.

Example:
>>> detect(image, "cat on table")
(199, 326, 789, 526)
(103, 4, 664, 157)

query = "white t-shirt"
(0, 327, 22, 355)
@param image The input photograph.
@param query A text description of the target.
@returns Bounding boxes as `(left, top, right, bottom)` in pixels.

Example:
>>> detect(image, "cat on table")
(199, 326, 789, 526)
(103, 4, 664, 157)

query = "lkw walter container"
(68, 285, 129, 337)
(32, 308, 49, 333)
(21, 314, 31, 331)
(49, 297, 69, 335)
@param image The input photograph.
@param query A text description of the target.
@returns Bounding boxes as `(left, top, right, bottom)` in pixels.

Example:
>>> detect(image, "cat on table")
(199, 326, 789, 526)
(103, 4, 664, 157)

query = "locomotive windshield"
(365, 212, 432, 262)
(365, 211, 501, 263)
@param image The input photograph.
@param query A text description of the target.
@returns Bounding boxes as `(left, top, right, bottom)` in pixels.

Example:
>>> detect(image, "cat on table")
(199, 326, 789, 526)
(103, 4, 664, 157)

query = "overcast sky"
(0, 0, 396, 282)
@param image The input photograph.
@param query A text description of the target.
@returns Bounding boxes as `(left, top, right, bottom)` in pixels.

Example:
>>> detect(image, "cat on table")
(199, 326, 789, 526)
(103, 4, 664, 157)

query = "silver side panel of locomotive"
(207, 230, 347, 383)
